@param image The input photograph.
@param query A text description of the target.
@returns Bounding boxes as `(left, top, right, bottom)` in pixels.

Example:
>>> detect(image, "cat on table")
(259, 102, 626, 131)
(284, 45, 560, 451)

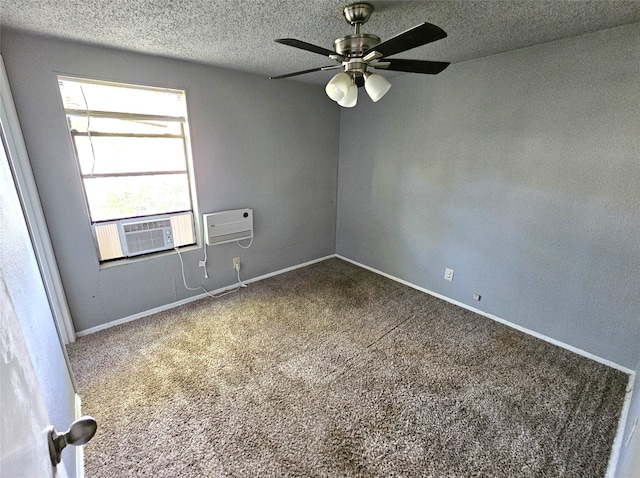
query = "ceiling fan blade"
(374, 59, 450, 75)
(275, 38, 338, 58)
(270, 65, 339, 80)
(363, 22, 447, 58)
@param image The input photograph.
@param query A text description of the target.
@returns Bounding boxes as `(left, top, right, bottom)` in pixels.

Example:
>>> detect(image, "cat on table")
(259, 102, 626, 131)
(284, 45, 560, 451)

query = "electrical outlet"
(444, 268, 454, 282)
(473, 293, 482, 301)
(233, 257, 240, 270)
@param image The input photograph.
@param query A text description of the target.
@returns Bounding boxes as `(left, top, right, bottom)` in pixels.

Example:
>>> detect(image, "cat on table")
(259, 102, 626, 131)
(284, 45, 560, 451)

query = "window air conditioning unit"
(119, 216, 174, 257)
(203, 208, 253, 246)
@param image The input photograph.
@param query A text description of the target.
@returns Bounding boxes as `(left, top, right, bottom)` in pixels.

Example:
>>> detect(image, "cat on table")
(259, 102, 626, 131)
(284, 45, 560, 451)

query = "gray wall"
(336, 23, 640, 369)
(1, 31, 340, 332)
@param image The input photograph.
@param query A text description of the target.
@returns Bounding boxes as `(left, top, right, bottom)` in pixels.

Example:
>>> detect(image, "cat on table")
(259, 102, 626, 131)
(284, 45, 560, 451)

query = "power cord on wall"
(174, 224, 253, 297)
(235, 262, 247, 288)
(174, 247, 245, 299)
(202, 243, 209, 279)
(625, 417, 637, 447)
(237, 236, 253, 249)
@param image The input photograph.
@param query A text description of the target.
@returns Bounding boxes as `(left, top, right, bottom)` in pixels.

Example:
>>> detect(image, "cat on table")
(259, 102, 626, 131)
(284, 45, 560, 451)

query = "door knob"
(47, 416, 97, 465)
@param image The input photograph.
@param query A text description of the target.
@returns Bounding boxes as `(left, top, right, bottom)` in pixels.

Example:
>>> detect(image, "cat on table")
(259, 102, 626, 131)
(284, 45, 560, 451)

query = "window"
(58, 77, 197, 261)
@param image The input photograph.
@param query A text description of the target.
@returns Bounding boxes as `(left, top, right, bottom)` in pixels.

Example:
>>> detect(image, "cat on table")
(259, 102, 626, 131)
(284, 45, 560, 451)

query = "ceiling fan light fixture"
(325, 72, 351, 101)
(272, 3, 450, 107)
(337, 78, 358, 107)
(364, 72, 391, 102)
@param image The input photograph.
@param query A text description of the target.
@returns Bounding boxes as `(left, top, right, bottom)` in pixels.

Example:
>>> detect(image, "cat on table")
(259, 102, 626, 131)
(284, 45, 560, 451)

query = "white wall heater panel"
(203, 208, 253, 246)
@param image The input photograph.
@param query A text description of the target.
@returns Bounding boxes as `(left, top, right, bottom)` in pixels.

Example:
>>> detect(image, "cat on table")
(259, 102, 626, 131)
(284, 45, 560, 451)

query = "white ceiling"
(2, 1, 639, 84)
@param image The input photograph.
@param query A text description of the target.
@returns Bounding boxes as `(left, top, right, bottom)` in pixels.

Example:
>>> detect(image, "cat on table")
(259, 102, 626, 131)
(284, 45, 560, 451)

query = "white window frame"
(58, 76, 199, 262)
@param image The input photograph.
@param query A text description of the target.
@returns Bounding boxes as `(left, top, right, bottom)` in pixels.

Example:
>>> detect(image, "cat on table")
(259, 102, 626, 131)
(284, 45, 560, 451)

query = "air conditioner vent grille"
(119, 215, 174, 256)
(123, 219, 171, 233)
(126, 229, 170, 254)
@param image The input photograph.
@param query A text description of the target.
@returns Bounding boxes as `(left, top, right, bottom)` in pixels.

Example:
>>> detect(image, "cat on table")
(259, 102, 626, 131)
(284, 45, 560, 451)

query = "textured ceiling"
(1, 1, 640, 84)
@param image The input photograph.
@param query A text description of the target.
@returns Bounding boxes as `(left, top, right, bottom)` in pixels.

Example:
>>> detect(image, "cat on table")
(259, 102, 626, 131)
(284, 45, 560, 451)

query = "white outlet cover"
(444, 268, 454, 281)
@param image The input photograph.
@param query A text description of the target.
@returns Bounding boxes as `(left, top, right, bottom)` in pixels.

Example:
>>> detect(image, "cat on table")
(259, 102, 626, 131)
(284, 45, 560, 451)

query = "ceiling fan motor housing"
(338, 2, 379, 53)
(333, 33, 380, 57)
(335, 3, 380, 76)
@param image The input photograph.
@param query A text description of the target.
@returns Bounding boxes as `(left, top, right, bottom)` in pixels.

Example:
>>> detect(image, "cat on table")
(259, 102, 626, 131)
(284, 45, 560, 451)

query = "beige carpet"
(67, 258, 627, 477)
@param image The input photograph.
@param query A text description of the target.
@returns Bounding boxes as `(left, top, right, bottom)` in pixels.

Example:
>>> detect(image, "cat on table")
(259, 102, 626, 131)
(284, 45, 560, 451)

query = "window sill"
(98, 243, 201, 270)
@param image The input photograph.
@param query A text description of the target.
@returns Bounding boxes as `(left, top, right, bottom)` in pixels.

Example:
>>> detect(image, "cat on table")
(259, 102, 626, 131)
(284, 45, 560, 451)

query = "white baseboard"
(74, 392, 82, 418)
(74, 393, 85, 478)
(241, 254, 336, 286)
(336, 255, 633, 375)
(75, 254, 335, 337)
(606, 373, 636, 478)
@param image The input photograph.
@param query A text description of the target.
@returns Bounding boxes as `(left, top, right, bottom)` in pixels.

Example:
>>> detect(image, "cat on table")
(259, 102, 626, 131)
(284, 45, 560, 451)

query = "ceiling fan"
(270, 2, 450, 107)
